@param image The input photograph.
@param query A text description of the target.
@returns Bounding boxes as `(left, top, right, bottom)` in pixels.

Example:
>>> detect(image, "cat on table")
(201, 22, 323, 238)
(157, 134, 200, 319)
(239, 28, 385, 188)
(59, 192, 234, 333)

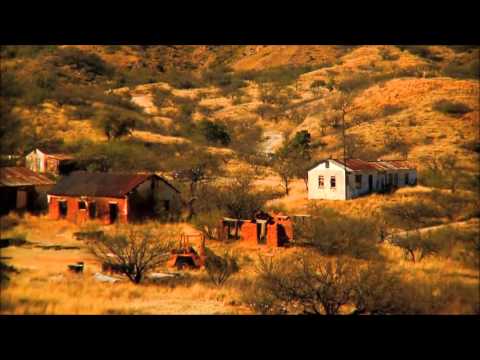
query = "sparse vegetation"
(433, 99, 472, 116)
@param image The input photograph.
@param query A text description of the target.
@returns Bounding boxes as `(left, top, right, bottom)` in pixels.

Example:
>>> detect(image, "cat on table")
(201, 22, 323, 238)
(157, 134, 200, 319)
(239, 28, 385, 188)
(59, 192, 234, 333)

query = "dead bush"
(204, 249, 240, 287)
(245, 254, 357, 315)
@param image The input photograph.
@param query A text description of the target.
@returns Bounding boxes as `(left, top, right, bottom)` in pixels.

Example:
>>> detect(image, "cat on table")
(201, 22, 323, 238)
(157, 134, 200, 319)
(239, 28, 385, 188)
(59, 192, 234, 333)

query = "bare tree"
(88, 227, 176, 284)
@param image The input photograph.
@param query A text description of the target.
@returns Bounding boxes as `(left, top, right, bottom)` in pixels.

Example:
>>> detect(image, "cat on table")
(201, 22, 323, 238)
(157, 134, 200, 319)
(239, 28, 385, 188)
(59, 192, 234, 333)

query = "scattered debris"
(93, 272, 121, 284)
(148, 272, 181, 280)
(73, 231, 104, 240)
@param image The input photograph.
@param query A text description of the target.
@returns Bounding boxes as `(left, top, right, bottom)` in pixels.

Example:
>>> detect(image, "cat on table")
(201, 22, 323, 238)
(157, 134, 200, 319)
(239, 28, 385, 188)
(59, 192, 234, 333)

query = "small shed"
(0, 167, 55, 215)
(47, 171, 182, 224)
(25, 148, 76, 175)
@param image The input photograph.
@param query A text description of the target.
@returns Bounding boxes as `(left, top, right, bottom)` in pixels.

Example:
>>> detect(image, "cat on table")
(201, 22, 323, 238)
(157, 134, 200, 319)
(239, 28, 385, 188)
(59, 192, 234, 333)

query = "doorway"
(109, 203, 119, 224)
(59, 200, 68, 218)
(88, 202, 97, 219)
(368, 175, 373, 192)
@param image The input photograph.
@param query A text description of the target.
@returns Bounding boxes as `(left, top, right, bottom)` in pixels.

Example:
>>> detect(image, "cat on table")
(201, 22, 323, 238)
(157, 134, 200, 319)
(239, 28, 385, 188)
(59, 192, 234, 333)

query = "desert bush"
(399, 46, 443, 62)
(382, 104, 405, 116)
(337, 73, 373, 93)
(242, 65, 316, 86)
(382, 200, 442, 231)
(51, 47, 114, 78)
(428, 190, 476, 221)
(1, 45, 57, 59)
(0, 261, 19, 286)
(192, 209, 224, 240)
(198, 119, 231, 146)
(442, 57, 480, 79)
(152, 87, 172, 108)
(204, 249, 239, 286)
(68, 104, 95, 119)
(379, 48, 400, 61)
(297, 207, 380, 259)
(246, 254, 357, 315)
(88, 226, 176, 284)
(432, 99, 472, 116)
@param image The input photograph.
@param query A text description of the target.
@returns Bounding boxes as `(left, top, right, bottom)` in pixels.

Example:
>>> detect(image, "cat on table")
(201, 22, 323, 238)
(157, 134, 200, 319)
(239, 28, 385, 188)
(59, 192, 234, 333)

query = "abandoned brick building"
(0, 167, 55, 215)
(219, 211, 293, 247)
(47, 171, 181, 224)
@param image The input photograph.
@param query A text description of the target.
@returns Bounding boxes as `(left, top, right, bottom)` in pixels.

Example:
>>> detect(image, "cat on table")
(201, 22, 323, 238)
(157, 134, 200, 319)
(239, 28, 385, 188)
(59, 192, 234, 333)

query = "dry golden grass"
(1, 211, 478, 314)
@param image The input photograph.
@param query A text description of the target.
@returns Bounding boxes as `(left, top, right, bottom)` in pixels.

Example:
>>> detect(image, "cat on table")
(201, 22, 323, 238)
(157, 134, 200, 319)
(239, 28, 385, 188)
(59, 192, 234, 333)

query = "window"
(355, 174, 362, 189)
(394, 174, 399, 186)
(318, 175, 324, 188)
(325, 161, 329, 168)
(388, 174, 393, 184)
(405, 173, 409, 185)
(78, 201, 87, 210)
(330, 176, 336, 189)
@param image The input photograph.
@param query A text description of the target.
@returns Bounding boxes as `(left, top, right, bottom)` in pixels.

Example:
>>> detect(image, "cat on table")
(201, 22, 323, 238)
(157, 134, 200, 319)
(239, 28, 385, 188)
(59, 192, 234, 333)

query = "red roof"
(0, 167, 55, 187)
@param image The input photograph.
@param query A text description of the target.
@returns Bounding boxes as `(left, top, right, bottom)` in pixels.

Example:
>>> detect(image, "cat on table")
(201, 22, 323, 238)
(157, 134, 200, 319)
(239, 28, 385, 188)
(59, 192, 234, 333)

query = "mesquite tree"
(88, 227, 176, 284)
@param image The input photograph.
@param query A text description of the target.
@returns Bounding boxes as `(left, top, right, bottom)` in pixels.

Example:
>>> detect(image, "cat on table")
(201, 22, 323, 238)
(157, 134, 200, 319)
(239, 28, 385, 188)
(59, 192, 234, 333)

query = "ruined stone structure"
(218, 211, 293, 247)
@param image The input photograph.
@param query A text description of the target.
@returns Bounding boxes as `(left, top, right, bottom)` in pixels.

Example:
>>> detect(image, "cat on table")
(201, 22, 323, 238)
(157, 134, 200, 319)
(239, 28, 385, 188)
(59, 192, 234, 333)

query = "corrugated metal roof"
(335, 159, 378, 171)
(48, 171, 179, 198)
(0, 167, 55, 187)
(333, 159, 416, 171)
(47, 153, 74, 161)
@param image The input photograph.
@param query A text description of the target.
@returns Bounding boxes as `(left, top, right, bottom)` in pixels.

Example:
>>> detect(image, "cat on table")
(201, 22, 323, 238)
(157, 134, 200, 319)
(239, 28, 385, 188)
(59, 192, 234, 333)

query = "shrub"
(246, 254, 357, 315)
(382, 104, 405, 116)
(297, 207, 380, 259)
(204, 249, 239, 286)
(442, 58, 480, 79)
(152, 87, 172, 108)
(68, 104, 95, 119)
(52, 47, 114, 78)
(337, 73, 373, 93)
(198, 119, 231, 146)
(432, 99, 472, 116)
(379, 48, 400, 61)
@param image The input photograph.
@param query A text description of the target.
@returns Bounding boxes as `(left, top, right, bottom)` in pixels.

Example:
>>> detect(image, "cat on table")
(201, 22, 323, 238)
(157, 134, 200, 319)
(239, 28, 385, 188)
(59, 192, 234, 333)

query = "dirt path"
(386, 218, 478, 241)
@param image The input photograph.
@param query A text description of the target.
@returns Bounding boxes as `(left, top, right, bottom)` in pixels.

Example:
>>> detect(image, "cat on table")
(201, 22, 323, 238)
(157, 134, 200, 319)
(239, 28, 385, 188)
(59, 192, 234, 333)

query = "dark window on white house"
(330, 176, 336, 188)
(318, 176, 324, 188)
(325, 161, 329, 168)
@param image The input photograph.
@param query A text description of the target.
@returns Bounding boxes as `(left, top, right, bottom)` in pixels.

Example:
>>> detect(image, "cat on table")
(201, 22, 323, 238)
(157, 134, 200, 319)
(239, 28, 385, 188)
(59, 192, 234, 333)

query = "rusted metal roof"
(335, 159, 378, 171)
(48, 171, 179, 198)
(333, 159, 416, 172)
(0, 167, 55, 187)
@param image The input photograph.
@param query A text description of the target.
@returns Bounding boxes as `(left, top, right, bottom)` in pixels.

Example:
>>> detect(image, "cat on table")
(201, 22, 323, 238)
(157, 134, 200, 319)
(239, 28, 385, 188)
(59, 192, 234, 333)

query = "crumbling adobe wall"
(241, 222, 258, 244)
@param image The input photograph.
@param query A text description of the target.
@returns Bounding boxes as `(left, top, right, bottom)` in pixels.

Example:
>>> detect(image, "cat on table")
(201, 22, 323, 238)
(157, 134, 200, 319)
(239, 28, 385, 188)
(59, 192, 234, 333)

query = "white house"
(307, 158, 417, 200)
